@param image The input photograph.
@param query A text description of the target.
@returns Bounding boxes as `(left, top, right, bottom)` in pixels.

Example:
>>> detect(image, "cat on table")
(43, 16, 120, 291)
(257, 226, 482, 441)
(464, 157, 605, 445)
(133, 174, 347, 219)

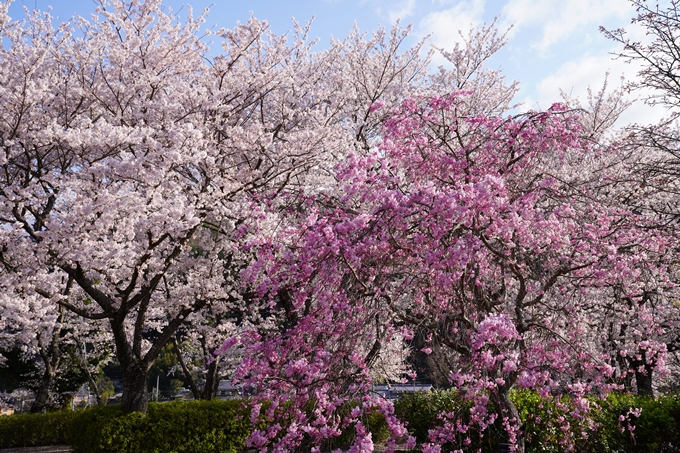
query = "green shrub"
(595, 392, 680, 453)
(394, 389, 504, 452)
(366, 410, 391, 445)
(392, 390, 680, 453)
(508, 391, 680, 453)
(394, 389, 461, 444)
(0, 409, 76, 448)
(512, 389, 609, 453)
(320, 402, 390, 451)
(66, 405, 144, 453)
(2, 391, 679, 452)
(144, 399, 251, 453)
(67, 399, 251, 453)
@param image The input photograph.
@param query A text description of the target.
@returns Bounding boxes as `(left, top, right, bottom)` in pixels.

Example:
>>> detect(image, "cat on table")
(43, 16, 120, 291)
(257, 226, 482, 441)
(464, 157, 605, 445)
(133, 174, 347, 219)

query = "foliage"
(236, 90, 671, 451)
(0, 394, 677, 452)
(0, 347, 40, 392)
(67, 399, 250, 453)
(321, 402, 391, 452)
(0, 409, 76, 448)
(393, 390, 680, 453)
(594, 393, 680, 453)
(394, 389, 504, 452)
(93, 375, 116, 404)
(513, 390, 606, 453)
(147, 344, 184, 401)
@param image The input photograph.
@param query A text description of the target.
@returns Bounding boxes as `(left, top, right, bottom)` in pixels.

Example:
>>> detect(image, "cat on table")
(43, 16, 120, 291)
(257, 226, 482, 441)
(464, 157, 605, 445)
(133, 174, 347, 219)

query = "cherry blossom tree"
(0, 0, 240, 413)
(598, 2, 680, 393)
(232, 93, 673, 452)
(171, 306, 246, 400)
(0, 269, 112, 411)
(557, 80, 679, 395)
(0, 0, 520, 414)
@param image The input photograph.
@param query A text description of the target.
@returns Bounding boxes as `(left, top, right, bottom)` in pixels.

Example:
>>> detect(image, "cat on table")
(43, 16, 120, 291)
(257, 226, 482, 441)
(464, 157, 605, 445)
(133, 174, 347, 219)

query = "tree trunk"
(31, 307, 65, 413)
(119, 358, 150, 413)
(635, 364, 654, 396)
(632, 349, 654, 397)
(30, 368, 55, 413)
(201, 358, 220, 400)
(111, 317, 151, 413)
(497, 386, 525, 453)
(616, 353, 634, 391)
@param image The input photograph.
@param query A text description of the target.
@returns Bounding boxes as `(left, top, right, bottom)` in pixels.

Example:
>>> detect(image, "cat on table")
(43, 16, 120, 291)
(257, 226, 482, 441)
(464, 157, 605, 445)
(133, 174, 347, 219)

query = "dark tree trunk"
(119, 358, 150, 413)
(30, 368, 56, 413)
(201, 358, 220, 400)
(31, 306, 65, 413)
(108, 302, 207, 412)
(111, 316, 152, 413)
(617, 354, 635, 391)
(631, 349, 654, 397)
(635, 364, 654, 396)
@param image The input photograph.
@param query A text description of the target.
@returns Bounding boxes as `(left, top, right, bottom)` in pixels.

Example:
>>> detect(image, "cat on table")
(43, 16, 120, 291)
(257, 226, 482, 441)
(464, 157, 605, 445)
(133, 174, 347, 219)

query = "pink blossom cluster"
(231, 93, 674, 451)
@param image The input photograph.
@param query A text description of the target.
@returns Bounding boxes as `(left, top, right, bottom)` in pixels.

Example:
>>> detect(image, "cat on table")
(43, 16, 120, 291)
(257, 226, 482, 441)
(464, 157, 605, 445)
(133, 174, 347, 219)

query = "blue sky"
(7, 0, 664, 125)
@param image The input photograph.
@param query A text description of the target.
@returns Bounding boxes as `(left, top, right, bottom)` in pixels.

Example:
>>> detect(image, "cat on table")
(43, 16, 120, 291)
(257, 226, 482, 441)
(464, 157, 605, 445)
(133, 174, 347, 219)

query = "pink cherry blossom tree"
(234, 93, 672, 452)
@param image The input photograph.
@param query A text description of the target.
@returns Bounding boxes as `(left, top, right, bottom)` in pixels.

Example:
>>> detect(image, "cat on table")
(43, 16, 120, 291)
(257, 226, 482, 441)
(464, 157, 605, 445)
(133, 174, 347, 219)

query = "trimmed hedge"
(0, 409, 76, 448)
(595, 392, 680, 453)
(395, 389, 680, 453)
(67, 399, 251, 453)
(0, 392, 678, 452)
(394, 389, 506, 452)
(321, 403, 390, 451)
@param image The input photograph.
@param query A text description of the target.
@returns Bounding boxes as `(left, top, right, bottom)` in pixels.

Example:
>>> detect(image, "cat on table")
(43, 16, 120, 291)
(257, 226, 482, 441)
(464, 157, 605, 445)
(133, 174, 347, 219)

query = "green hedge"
(0, 393, 678, 452)
(0, 409, 76, 448)
(395, 389, 680, 453)
(320, 402, 390, 451)
(595, 393, 680, 453)
(394, 389, 505, 452)
(513, 389, 610, 453)
(513, 390, 680, 453)
(67, 399, 251, 453)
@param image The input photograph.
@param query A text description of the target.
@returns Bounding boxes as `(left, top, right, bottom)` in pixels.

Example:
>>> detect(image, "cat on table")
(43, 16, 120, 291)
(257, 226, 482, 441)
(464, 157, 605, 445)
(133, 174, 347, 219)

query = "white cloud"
(387, 0, 416, 22)
(536, 52, 631, 106)
(534, 51, 665, 127)
(362, 0, 418, 22)
(500, 0, 633, 52)
(418, 0, 485, 52)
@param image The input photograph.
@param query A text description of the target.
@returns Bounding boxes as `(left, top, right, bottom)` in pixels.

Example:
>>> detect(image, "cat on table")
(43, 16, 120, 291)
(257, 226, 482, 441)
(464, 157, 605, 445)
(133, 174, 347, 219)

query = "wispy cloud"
(534, 50, 664, 126)
(418, 0, 485, 49)
(362, 0, 418, 22)
(387, 0, 416, 22)
(500, 0, 632, 52)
